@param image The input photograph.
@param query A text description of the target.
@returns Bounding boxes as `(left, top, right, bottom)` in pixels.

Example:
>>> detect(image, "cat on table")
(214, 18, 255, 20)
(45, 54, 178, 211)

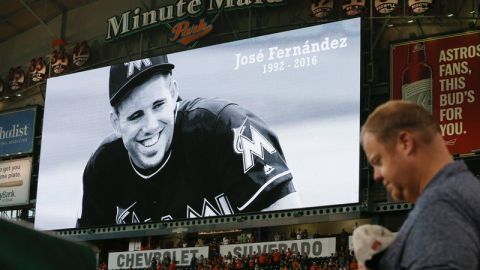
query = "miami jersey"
(79, 98, 294, 227)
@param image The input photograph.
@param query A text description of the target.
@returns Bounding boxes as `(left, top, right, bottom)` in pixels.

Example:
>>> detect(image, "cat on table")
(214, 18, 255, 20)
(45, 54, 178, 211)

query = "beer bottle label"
(401, 78, 432, 113)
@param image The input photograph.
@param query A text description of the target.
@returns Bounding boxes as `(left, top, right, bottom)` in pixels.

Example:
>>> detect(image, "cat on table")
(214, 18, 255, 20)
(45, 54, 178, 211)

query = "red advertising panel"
(391, 31, 480, 155)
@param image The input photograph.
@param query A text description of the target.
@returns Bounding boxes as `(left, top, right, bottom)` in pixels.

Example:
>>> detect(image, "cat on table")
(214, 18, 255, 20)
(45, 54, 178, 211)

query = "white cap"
(352, 224, 395, 264)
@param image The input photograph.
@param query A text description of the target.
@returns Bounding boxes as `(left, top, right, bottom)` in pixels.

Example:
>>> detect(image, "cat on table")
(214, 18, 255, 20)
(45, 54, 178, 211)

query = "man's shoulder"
(178, 97, 238, 116)
(83, 135, 126, 187)
(419, 162, 478, 201)
(85, 134, 124, 169)
(93, 134, 123, 155)
(389, 164, 480, 269)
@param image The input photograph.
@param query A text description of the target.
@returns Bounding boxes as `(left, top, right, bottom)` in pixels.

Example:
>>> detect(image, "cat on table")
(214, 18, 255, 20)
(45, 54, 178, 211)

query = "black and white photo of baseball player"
(35, 19, 361, 230)
(78, 55, 300, 227)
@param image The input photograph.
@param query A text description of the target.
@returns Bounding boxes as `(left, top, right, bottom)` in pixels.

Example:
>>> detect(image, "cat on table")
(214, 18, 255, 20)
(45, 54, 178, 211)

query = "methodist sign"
(105, 0, 286, 45)
(0, 107, 37, 157)
(108, 246, 208, 269)
(219, 237, 336, 258)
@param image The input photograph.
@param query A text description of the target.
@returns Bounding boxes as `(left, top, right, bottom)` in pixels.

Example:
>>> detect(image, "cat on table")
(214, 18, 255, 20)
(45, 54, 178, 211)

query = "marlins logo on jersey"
(233, 117, 277, 174)
(124, 59, 152, 78)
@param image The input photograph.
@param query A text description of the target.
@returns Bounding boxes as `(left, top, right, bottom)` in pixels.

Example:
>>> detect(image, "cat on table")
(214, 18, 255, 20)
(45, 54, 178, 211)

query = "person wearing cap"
(360, 100, 480, 269)
(78, 55, 299, 227)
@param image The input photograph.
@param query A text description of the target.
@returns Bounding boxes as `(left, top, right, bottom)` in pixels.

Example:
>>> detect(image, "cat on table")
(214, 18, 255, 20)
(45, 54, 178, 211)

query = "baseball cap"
(109, 55, 175, 106)
(352, 224, 395, 264)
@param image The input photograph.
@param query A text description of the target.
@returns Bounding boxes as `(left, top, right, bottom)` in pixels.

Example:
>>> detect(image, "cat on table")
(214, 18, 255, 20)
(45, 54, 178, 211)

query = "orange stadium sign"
(170, 18, 213, 45)
(105, 0, 286, 46)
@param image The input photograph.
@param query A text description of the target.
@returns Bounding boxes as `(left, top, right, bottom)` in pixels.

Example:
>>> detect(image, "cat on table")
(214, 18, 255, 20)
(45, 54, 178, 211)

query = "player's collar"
(128, 151, 172, 180)
(175, 101, 179, 121)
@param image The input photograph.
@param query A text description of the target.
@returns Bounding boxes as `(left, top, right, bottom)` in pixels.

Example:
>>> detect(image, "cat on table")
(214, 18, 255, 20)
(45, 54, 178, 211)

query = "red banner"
(391, 32, 480, 155)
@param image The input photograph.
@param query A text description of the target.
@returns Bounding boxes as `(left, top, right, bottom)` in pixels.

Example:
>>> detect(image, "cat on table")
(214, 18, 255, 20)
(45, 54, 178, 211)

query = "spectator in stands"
(195, 238, 204, 247)
(248, 255, 255, 269)
(273, 249, 281, 266)
(349, 258, 359, 270)
(274, 232, 281, 241)
(301, 252, 309, 268)
(292, 257, 301, 270)
(224, 253, 232, 267)
(301, 228, 308, 239)
(310, 262, 320, 270)
(286, 248, 293, 259)
(189, 253, 197, 270)
(338, 253, 347, 269)
(163, 254, 171, 270)
(258, 252, 266, 267)
(340, 228, 348, 250)
(235, 257, 242, 269)
(98, 261, 107, 270)
(222, 236, 229, 245)
(167, 260, 175, 270)
(150, 257, 158, 270)
(249, 233, 255, 243)
(361, 100, 480, 269)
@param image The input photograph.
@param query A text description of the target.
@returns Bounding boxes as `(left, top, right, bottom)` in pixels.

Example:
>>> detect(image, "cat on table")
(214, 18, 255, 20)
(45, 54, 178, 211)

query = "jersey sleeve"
(78, 154, 106, 227)
(212, 103, 296, 213)
(78, 138, 118, 227)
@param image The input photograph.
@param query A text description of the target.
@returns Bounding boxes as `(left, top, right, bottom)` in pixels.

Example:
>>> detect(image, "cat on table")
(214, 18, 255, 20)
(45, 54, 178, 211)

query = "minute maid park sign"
(105, 0, 286, 46)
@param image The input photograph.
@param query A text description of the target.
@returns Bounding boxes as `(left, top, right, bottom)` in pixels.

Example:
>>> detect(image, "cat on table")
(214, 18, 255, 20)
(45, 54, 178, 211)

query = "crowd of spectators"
(99, 227, 357, 270)
(100, 249, 358, 270)
(176, 248, 358, 270)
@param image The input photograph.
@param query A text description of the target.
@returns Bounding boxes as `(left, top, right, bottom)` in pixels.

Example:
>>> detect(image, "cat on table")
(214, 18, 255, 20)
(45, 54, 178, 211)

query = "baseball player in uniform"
(78, 55, 300, 227)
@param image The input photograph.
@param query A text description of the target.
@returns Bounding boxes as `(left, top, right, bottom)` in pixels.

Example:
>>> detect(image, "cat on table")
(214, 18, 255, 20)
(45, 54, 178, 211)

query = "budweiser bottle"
(401, 42, 432, 113)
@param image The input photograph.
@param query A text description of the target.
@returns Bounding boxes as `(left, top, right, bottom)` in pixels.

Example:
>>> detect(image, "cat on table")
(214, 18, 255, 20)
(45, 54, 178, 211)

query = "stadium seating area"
(100, 233, 358, 270)
(176, 249, 358, 270)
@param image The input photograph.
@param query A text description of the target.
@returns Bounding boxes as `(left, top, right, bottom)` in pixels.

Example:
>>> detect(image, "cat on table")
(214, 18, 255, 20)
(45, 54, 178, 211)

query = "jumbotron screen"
(35, 18, 360, 230)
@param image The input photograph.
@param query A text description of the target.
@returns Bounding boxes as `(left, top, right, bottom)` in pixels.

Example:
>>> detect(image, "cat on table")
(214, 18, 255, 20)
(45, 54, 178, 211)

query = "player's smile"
(139, 133, 160, 147)
(138, 129, 162, 149)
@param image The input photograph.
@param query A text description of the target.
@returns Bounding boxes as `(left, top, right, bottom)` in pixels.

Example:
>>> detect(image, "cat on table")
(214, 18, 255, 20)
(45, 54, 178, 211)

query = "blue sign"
(0, 107, 36, 157)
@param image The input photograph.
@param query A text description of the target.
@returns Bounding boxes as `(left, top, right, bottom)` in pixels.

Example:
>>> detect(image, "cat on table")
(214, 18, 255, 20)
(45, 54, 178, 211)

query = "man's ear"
(110, 110, 122, 137)
(170, 79, 179, 101)
(398, 131, 416, 155)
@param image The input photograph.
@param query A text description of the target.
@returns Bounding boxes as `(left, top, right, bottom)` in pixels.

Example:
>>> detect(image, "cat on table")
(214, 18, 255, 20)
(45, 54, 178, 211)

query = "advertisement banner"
(0, 158, 32, 207)
(391, 31, 480, 155)
(35, 19, 361, 230)
(104, 0, 286, 45)
(0, 107, 36, 157)
(108, 246, 209, 269)
(219, 237, 336, 258)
